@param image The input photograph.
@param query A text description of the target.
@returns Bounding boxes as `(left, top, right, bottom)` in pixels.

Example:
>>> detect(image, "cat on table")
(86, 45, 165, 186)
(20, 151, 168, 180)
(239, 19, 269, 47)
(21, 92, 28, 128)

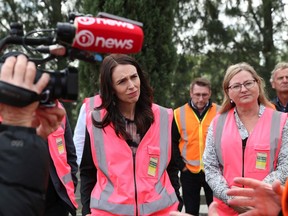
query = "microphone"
(56, 16, 144, 54)
(36, 44, 66, 56)
(36, 45, 103, 62)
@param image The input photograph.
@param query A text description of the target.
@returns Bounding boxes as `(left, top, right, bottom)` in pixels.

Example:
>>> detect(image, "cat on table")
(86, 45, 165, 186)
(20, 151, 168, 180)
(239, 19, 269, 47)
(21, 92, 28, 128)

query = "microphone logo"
(76, 17, 96, 25)
(75, 30, 94, 47)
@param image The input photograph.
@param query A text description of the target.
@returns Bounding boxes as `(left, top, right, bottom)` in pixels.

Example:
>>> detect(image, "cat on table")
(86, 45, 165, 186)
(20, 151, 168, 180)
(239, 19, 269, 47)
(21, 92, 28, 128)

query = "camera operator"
(0, 54, 66, 216)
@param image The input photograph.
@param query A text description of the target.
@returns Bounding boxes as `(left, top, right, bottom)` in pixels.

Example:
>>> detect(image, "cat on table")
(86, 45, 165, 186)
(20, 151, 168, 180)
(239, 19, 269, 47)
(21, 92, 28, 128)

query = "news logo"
(73, 16, 143, 53)
(75, 30, 94, 47)
(76, 17, 96, 25)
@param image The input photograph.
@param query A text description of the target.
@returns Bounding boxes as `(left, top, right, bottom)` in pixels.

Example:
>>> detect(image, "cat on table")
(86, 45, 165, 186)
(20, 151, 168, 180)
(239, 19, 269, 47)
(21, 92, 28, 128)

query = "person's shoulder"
(270, 97, 277, 104)
(174, 102, 190, 111)
(151, 103, 174, 114)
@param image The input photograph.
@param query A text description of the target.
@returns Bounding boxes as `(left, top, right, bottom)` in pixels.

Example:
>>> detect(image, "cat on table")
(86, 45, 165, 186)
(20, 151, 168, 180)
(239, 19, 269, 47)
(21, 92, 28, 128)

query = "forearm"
(167, 155, 180, 194)
(171, 119, 186, 170)
(203, 126, 231, 203)
(263, 121, 288, 185)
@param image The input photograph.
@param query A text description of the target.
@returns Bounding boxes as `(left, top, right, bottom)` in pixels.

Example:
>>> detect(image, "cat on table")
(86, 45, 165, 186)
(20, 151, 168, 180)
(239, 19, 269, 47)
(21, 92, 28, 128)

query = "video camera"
(0, 12, 144, 107)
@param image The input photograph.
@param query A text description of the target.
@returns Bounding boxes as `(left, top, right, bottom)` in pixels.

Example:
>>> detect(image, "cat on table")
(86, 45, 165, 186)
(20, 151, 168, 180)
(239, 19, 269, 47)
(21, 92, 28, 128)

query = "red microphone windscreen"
(72, 17, 144, 54)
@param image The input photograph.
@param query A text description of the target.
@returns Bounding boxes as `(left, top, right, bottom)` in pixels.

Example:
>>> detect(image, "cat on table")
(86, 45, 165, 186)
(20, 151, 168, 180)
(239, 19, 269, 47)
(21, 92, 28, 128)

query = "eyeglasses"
(228, 80, 257, 92)
(192, 93, 209, 98)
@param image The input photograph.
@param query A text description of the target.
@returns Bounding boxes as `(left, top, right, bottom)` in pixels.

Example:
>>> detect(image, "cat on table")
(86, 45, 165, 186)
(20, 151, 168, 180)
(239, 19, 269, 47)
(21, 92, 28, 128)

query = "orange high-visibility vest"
(85, 95, 179, 216)
(47, 103, 78, 208)
(174, 103, 218, 173)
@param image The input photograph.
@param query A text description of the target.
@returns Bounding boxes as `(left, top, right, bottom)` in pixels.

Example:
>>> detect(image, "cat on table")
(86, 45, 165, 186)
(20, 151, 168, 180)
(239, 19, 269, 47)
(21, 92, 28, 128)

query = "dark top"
(0, 124, 49, 216)
(271, 97, 288, 113)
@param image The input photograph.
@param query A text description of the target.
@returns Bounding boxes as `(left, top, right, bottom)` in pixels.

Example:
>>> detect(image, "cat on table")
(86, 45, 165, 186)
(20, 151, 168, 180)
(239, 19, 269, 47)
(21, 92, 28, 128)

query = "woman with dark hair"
(79, 54, 180, 216)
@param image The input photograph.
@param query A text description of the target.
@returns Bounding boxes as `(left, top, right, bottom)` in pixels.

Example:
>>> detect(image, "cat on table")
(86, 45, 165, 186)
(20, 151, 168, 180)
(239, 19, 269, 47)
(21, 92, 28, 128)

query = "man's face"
(190, 84, 211, 111)
(272, 68, 288, 93)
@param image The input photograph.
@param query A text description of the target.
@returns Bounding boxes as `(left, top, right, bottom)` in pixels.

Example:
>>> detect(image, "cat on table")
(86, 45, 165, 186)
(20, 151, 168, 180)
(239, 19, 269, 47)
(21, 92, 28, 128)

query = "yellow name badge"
(148, 157, 158, 177)
(256, 152, 267, 170)
(56, 137, 64, 154)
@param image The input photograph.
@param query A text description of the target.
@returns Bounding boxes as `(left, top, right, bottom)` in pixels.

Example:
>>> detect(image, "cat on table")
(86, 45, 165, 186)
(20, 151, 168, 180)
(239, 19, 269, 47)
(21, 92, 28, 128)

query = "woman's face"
(111, 64, 141, 106)
(227, 70, 259, 107)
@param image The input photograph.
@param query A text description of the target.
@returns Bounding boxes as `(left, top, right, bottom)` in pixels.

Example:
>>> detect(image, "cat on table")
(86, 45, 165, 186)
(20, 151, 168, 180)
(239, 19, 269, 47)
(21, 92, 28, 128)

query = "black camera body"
(0, 20, 80, 107)
(0, 12, 143, 107)
(36, 66, 78, 107)
(0, 51, 78, 107)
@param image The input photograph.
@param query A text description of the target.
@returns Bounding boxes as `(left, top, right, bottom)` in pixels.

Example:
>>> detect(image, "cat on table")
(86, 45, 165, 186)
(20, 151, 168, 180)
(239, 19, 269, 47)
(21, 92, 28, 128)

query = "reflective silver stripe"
(91, 198, 134, 215)
(90, 110, 132, 215)
(269, 111, 282, 172)
(62, 173, 72, 184)
(158, 106, 169, 177)
(90, 106, 177, 215)
(216, 104, 221, 112)
(214, 112, 228, 166)
(89, 96, 95, 111)
(140, 106, 178, 215)
(186, 160, 200, 166)
(215, 110, 282, 170)
(140, 193, 177, 215)
(179, 106, 188, 161)
(178, 106, 200, 166)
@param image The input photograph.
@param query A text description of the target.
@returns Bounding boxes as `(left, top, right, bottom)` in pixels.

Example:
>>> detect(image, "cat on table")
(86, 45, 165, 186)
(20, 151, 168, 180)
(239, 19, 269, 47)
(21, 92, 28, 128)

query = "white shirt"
(73, 103, 86, 165)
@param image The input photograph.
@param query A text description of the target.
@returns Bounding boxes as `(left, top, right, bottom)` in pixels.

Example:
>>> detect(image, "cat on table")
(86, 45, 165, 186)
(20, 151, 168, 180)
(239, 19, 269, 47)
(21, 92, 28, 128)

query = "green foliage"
(1, 0, 288, 130)
(77, 0, 178, 108)
(174, 0, 288, 104)
(0, 0, 79, 127)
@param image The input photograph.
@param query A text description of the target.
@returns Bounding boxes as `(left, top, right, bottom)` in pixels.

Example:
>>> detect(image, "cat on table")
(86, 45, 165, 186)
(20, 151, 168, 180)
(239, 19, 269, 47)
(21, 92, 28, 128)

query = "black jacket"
(0, 124, 50, 216)
(271, 97, 288, 113)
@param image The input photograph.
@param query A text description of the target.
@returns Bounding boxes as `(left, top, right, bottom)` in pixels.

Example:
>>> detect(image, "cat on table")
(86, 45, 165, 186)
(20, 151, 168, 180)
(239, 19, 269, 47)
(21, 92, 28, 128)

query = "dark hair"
(92, 54, 154, 140)
(190, 77, 211, 92)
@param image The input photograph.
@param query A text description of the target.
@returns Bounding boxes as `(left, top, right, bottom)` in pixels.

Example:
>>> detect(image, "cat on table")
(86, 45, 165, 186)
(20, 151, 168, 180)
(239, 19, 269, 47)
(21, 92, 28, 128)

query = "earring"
(230, 99, 234, 104)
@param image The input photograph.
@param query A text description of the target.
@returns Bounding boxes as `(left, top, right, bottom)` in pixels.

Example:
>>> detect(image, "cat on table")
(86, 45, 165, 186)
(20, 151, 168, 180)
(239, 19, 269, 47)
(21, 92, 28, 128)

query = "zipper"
(132, 147, 138, 216)
(241, 137, 248, 187)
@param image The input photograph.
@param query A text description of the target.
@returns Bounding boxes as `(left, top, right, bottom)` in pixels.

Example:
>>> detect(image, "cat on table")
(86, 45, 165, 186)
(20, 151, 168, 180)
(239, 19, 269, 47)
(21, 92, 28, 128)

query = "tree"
(76, 0, 178, 109)
(174, 0, 288, 101)
(0, 0, 84, 127)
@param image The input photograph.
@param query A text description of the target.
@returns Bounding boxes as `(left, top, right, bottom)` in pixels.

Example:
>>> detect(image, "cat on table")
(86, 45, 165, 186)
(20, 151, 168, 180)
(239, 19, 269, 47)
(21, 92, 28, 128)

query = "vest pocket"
(246, 145, 270, 173)
(141, 146, 160, 178)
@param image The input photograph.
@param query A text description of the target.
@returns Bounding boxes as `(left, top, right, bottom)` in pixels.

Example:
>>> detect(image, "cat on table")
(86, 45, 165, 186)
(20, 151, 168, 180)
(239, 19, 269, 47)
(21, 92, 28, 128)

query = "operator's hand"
(0, 55, 50, 127)
(0, 55, 64, 138)
(34, 101, 66, 139)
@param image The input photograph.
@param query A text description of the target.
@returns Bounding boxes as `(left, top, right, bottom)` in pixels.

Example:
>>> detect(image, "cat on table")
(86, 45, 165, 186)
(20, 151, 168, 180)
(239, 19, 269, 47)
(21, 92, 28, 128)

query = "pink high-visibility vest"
(47, 103, 78, 208)
(212, 108, 286, 215)
(85, 95, 179, 216)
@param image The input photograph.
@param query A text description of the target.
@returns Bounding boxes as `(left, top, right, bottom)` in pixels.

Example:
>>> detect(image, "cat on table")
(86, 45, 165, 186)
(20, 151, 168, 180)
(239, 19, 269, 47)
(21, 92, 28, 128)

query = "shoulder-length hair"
(92, 54, 154, 140)
(219, 62, 273, 114)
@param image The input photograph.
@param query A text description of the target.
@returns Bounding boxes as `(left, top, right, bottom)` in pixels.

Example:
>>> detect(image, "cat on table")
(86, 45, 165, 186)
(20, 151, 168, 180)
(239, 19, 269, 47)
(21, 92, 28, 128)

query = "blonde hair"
(270, 62, 288, 83)
(219, 62, 273, 114)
